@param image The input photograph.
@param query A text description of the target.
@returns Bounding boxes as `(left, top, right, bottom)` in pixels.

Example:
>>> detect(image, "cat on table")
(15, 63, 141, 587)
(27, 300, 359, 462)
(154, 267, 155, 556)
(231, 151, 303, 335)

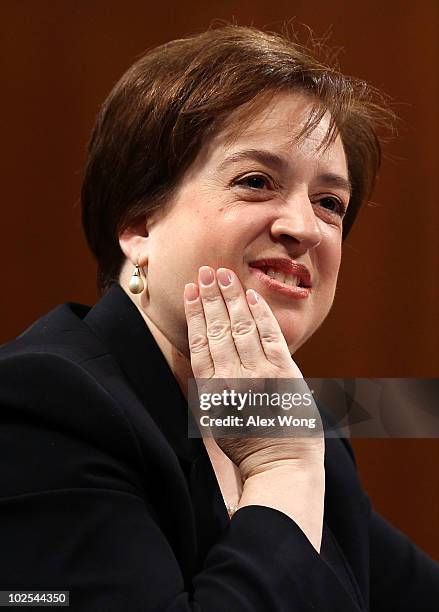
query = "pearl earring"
(128, 262, 146, 294)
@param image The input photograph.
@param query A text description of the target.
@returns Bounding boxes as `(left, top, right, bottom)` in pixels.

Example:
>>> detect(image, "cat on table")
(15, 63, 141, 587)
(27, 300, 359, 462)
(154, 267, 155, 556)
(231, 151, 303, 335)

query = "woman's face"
(131, 91, 350, 356)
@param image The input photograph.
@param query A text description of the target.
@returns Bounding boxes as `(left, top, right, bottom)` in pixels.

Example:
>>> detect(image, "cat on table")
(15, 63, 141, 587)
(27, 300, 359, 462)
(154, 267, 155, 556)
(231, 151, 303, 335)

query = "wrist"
(239, 441, 325, 482)
(243, 459, 324, 485)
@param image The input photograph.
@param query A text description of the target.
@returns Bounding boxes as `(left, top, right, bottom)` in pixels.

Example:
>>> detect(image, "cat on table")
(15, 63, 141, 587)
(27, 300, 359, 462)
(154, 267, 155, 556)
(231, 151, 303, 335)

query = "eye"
(314, 196, 347, 218)
(233, 173, 275, 191)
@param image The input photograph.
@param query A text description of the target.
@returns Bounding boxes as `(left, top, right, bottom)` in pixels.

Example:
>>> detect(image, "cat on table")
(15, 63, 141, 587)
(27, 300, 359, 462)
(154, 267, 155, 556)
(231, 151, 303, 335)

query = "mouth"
(248, 258, 312, 299)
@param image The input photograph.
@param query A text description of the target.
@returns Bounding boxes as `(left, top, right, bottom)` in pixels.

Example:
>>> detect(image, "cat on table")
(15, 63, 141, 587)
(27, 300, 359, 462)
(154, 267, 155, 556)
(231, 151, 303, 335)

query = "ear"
(118, 217, 149, 266)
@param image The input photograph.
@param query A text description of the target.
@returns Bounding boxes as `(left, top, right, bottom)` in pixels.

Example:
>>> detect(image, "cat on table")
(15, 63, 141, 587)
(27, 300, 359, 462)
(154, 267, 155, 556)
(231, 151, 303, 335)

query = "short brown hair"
(81, 24, 395, 294)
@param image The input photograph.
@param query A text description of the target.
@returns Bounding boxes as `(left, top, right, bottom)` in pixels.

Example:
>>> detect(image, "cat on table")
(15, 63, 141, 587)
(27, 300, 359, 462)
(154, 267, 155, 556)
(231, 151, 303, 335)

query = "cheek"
(317, 239, 342, 293)
(324, 250, 341, 278)
(194, 217, 258, 265)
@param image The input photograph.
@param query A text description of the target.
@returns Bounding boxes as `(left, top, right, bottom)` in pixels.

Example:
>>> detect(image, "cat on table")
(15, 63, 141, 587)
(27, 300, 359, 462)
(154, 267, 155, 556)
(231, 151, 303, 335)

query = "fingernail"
(217, 268, 232, 287)
(246, 289, 259, 305)
(184, 283, 199, 301)
(199, 267, 214, 286)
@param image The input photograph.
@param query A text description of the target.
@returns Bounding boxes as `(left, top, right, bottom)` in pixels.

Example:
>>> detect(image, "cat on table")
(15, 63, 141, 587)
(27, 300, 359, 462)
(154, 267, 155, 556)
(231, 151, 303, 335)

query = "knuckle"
(224, 292, 241, 305)
(207, 321, 230, 340)
(189, 334, 209, 353)
(202, 293, 221, 304)
(231, 319, 256, 337)
(260, 331, 280, 344)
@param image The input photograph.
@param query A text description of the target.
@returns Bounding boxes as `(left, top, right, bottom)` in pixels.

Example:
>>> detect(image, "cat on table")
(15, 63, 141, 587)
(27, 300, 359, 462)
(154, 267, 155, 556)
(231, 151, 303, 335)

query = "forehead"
(193, 90, 348, 175)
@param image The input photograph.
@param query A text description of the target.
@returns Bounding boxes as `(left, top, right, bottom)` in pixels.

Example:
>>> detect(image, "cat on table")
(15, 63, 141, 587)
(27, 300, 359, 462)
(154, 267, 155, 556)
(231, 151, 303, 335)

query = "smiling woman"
(118, 91, 350, 355)
(81, 26, 386, 296)
(1, 24, 438, 612)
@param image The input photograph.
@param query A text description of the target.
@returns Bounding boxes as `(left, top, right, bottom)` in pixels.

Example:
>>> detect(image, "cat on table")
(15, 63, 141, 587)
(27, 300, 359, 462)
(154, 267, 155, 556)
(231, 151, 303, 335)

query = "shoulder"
(1, 300, 102, 362)
(0, 305, 143, 469)
(0, 301, 112, 433)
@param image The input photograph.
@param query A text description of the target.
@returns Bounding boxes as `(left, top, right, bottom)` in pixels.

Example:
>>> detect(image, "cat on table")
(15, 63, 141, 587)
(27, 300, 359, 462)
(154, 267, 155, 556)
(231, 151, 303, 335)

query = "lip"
(249, 266, 311, 299)
(249, 257, 312, 285)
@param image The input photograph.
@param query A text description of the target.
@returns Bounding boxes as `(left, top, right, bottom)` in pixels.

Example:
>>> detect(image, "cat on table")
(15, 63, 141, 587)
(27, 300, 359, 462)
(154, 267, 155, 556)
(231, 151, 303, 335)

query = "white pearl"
(129, 275, 144, 294)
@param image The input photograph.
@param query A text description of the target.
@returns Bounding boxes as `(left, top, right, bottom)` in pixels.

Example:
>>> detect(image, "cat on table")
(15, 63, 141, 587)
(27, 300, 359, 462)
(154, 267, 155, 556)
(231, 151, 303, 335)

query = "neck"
(118, 267, 193, 399)
(138, 307, 194, 401)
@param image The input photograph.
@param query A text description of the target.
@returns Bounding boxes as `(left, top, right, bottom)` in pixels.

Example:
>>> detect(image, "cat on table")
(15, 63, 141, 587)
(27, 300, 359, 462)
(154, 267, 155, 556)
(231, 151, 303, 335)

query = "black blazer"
(0, 283, 438, 611)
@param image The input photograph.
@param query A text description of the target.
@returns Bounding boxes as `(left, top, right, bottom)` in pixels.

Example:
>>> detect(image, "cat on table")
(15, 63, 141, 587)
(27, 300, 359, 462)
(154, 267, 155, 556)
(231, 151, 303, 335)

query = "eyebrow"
(217, 148, 352, 196)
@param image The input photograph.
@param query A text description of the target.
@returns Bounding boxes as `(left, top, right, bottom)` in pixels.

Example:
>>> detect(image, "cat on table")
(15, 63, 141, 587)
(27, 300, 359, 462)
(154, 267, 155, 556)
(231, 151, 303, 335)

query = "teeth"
(265, 267, 300, 286)
(284, 276, 300, 287)
(266, 268, 284, 281)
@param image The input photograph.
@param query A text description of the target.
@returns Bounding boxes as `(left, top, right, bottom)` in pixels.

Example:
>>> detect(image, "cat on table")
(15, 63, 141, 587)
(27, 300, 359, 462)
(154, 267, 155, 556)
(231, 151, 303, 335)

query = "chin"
(278, 327, 306, 353)
(280, 320, 320, 355)
(277, 301, 332, 349)
(285, 336, 306, 355)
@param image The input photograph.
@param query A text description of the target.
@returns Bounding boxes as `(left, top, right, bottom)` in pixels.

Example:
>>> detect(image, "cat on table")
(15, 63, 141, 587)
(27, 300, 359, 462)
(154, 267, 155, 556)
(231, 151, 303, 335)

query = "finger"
(245, 289, 295, 369)
(183, 282, 214, 378)
(198, 266, 241, 373)
(216, 268, 267, 370)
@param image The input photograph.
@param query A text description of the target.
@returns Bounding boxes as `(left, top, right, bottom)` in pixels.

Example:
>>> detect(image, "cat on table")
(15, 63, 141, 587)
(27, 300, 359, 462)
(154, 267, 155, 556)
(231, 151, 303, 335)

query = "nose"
(270, 193, 322, 251)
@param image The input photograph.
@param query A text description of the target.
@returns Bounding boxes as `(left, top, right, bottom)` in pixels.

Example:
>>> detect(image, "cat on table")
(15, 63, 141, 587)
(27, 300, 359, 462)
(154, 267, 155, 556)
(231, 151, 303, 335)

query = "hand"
(184, 266, 324, 481)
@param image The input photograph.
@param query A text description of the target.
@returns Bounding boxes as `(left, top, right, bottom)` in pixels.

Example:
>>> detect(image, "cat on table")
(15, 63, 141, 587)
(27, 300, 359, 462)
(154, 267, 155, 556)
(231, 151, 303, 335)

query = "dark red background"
(1, 1, 438, 560)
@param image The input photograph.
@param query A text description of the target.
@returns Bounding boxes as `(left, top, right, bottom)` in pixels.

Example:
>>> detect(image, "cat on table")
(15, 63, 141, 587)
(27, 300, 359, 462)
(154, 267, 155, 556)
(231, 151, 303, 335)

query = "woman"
(0, 25, 438, 611)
